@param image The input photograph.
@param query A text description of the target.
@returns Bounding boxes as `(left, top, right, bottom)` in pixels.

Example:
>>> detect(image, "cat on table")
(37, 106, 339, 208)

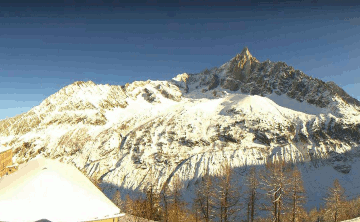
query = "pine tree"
(307, 207, 320, 222)
(260, 159, 290, 222)
(245, 166, 259, 222)
(161, 182, 170, 222)
(144, 182, 160, 220)
(168, 174, 187, 222)
(343, 198, 356, 221)
(161, 174, 188, 222)
(324, 179, 347, 222)
(194, 169, 216, 222)
(143, 168, 161, 220)
(215, 161, 241, 222)
(288, 167, 306, 222)
(124, 194, 147, 220)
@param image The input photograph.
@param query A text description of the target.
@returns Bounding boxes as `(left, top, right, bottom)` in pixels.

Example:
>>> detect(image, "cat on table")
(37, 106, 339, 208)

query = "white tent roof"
(0, 157, 122, 222)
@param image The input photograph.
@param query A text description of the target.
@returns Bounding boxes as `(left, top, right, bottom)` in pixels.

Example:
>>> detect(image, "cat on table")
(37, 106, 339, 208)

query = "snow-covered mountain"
(1, 47, 360, 209)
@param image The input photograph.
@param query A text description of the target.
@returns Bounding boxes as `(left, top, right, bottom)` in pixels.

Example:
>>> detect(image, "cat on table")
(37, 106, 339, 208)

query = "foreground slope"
(1, 48, 360, 209)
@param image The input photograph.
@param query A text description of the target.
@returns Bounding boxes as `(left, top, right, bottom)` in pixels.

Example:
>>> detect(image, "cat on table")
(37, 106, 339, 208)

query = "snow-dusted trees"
(194, 169, 216, 222)
(215, 162, 241, 222)
(260, 159, 290, 222)
(245, 166, 259, 222)
(324, 179, 347, 222)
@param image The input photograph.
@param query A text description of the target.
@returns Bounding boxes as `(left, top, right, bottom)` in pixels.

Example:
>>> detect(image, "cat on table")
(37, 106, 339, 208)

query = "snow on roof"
(0, 145, 11, 153)
(0, 157, 122, 222)
(343, 218, 360, 222)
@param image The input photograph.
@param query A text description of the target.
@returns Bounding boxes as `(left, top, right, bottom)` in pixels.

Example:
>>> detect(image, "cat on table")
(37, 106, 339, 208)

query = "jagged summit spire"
(228, 47, 259, 82)
(240, 46, 250, 56)
(237, 46, 254, 61)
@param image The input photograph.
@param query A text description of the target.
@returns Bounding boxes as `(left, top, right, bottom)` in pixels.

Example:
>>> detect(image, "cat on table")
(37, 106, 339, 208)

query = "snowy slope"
(1, 47, 360, 211)
(0, 157, 122, 222)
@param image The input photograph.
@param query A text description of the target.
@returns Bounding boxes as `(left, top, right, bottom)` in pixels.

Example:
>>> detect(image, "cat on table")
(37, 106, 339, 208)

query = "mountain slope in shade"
(1, 48, 360, 211)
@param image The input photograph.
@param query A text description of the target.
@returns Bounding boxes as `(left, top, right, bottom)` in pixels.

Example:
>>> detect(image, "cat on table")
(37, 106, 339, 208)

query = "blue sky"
(1, 1, 360, 119)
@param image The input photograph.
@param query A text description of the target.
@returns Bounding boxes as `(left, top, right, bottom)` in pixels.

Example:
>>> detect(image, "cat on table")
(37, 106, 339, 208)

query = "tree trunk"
(250, 190, 255, 222)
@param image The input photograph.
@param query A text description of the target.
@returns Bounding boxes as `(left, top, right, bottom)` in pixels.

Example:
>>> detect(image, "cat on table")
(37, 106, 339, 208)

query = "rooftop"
(0, 156, 122, 222)
(0, 145, 11, 153)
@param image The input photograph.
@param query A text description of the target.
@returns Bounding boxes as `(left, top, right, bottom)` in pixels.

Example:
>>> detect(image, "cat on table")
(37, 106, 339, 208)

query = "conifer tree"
(260, 159, 290, 222)
(343, 198, 356, 221)
(343, 195, 360, 220)
(161, 182, 170, 222)
(124, 194, 146, 220)
(161, 174, 188, 222)
(194, 168, 216, 222)
(168, 174, 187, 222)
(143, 168, 161, 220)
(324, 179, 347, 222)
(215, 161, 241, 222)
(307, 207, 319, 222)
(288, 167, 307, 222)
(245, 166, 259, 222)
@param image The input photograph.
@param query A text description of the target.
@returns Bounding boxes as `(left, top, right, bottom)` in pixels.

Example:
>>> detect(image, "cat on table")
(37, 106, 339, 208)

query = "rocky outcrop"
(185, 47, 360, 118)
(228, 47, 260, 82)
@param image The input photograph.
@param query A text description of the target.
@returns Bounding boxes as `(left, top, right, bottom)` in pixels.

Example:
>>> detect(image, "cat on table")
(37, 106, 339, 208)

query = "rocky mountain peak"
(173, 73, 189, 83)
(226, 47, 259, 83)
(237, 47, 253, 61)
(234, 47, 258, 63)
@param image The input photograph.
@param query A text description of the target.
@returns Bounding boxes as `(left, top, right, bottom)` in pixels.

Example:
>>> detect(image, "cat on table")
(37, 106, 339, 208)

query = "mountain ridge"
(1, 48, 360, 210)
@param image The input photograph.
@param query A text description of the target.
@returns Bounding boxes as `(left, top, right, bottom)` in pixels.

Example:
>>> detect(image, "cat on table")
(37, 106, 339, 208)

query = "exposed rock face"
(228, 47, 260, 82)
(1, 47, 360, 210)
(183, 47, 359, 118)
(327, 81, 360, 107)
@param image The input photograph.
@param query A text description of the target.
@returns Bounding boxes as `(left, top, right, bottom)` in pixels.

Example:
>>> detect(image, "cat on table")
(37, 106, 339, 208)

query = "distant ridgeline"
(0, 145, 17, 177)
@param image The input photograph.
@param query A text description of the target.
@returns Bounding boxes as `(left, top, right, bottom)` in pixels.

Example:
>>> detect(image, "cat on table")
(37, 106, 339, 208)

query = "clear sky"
(1, 0, 360, 120)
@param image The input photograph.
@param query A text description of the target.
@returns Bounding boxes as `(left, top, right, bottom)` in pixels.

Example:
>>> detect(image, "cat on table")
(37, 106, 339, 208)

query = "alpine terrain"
(1, 47, 360, 211)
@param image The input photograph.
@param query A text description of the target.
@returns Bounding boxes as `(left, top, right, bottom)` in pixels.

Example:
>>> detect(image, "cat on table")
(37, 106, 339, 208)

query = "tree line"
(111, 159, 360, 222)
